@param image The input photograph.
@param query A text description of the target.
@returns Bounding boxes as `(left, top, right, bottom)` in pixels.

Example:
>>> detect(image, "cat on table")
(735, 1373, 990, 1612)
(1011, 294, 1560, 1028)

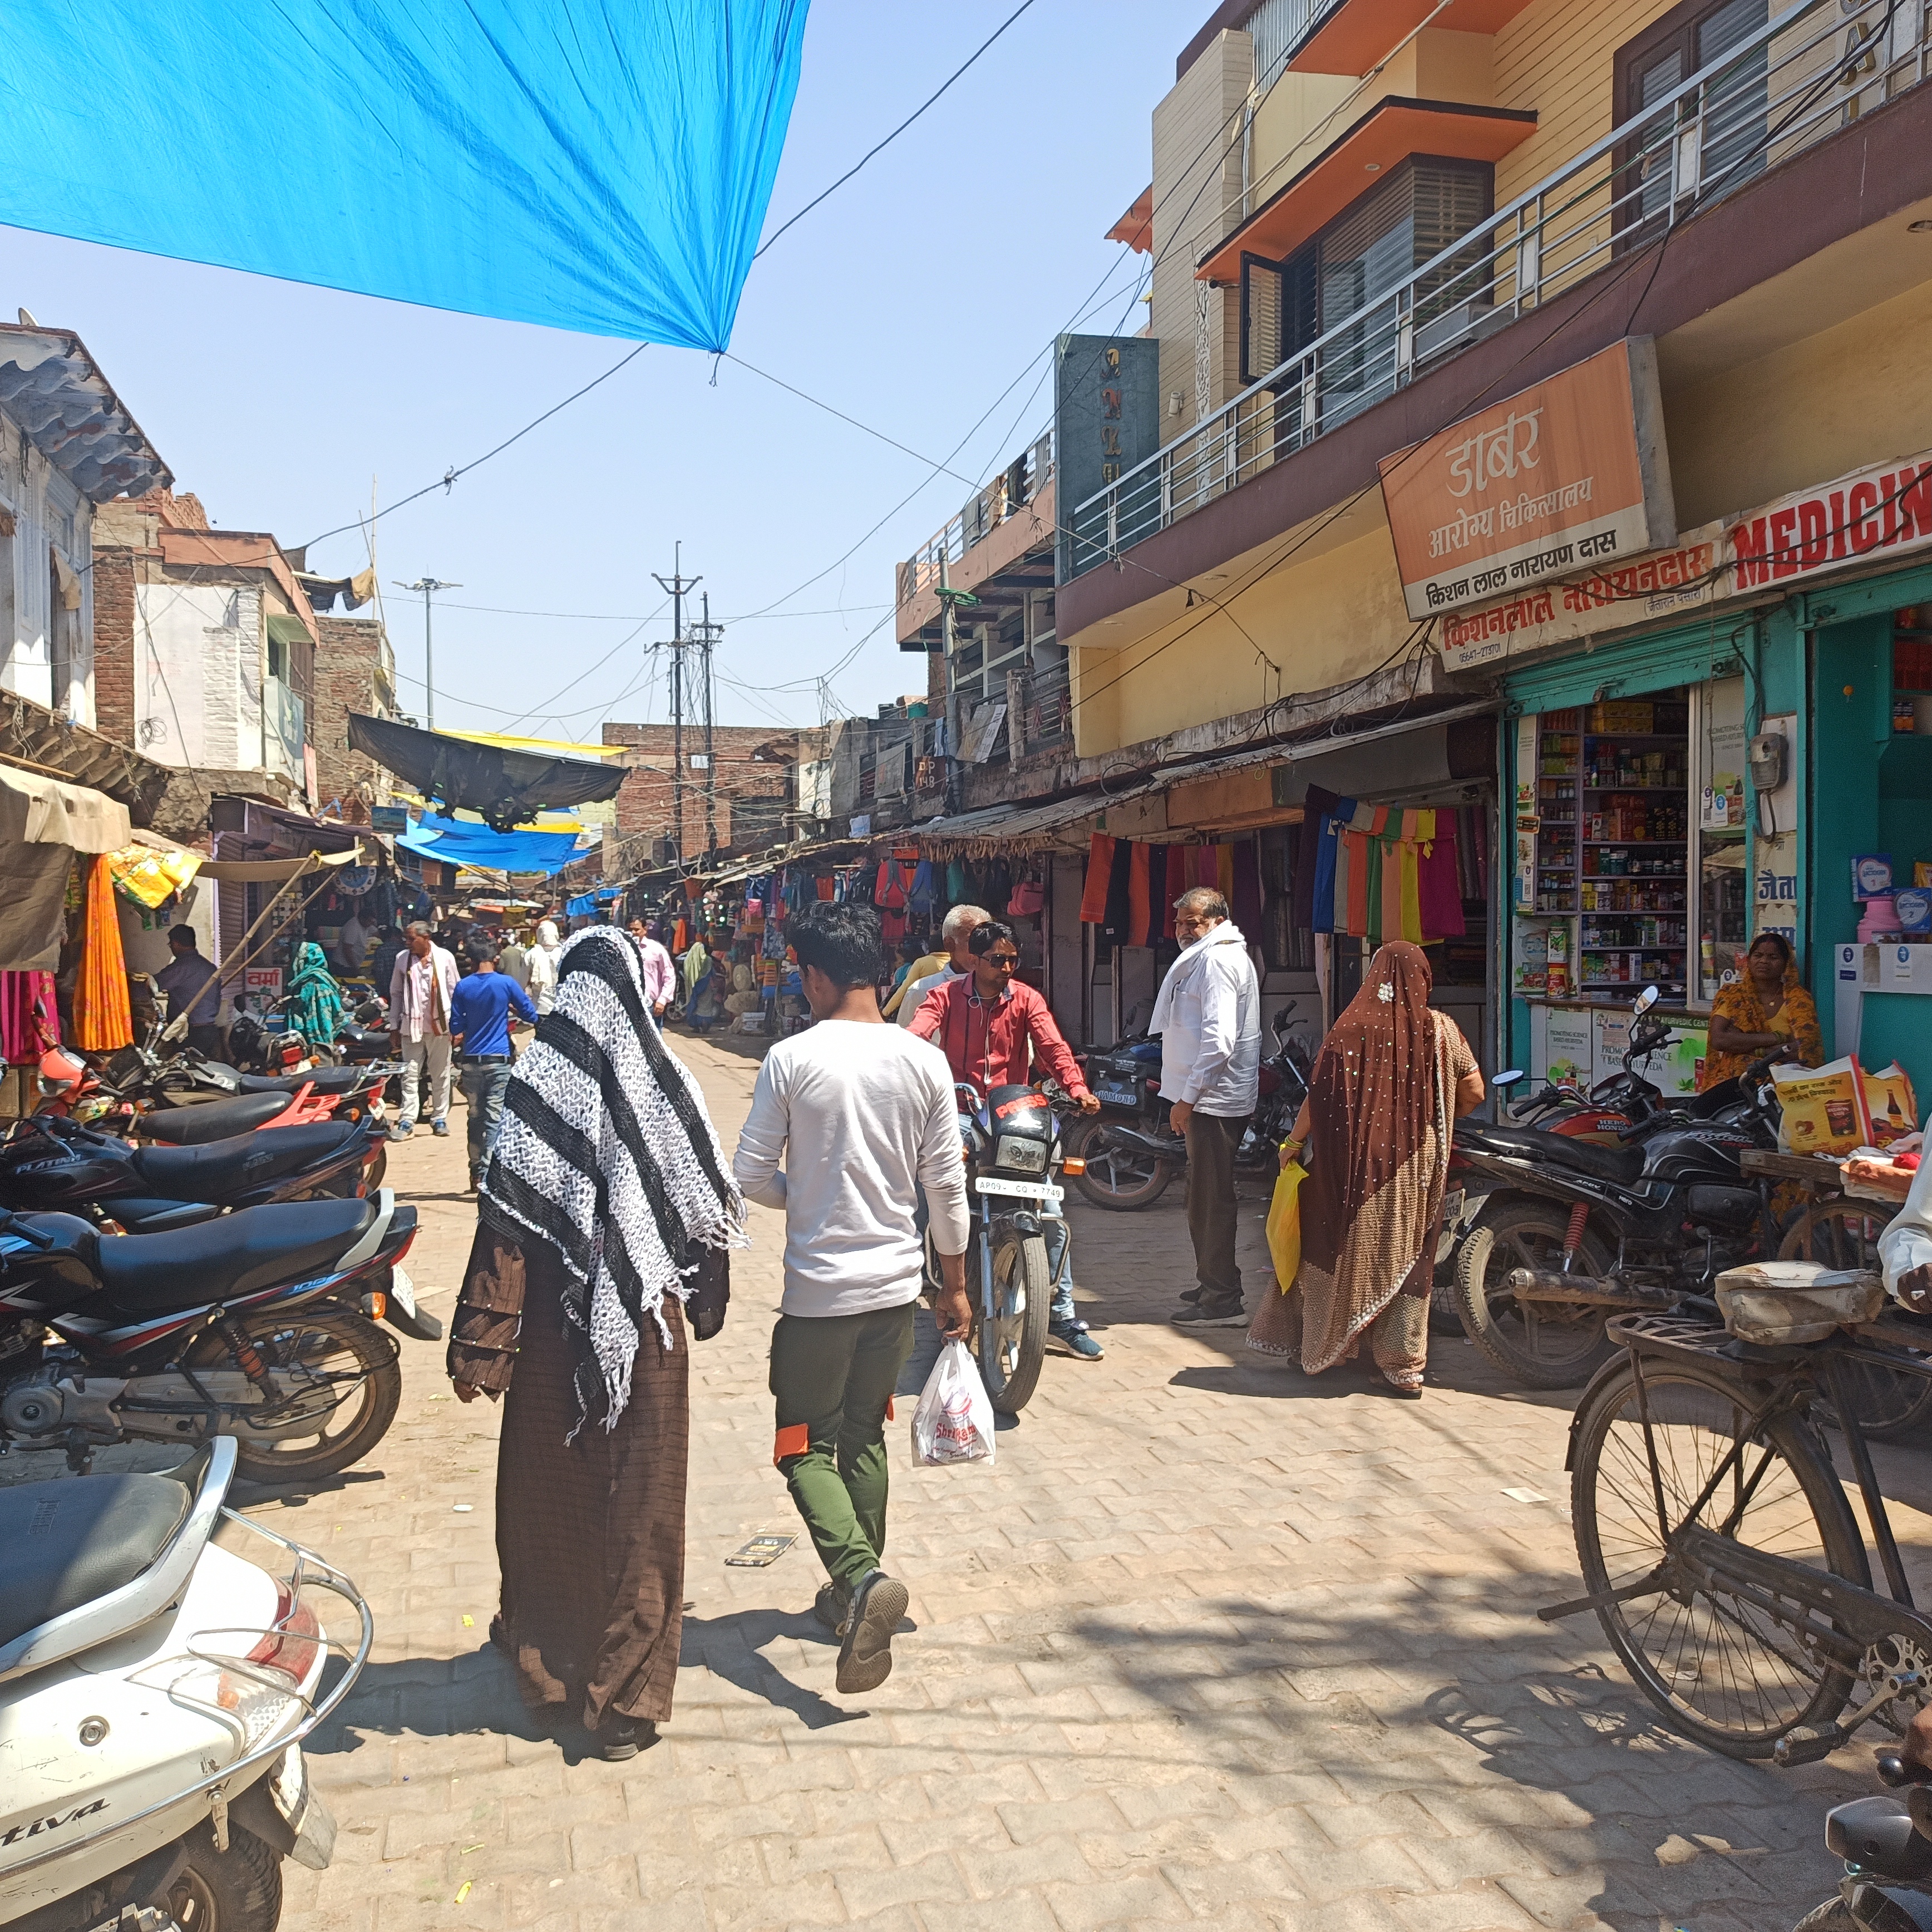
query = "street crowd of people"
(418, 883, 1482, 1761)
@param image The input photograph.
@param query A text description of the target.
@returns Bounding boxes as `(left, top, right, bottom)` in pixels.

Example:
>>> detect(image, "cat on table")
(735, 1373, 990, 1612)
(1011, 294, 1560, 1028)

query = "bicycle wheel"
(1571, 1354, 1867, 1758)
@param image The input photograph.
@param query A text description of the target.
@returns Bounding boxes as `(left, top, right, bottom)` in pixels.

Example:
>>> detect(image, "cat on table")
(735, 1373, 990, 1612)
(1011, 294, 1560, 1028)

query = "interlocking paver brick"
(6, 1033, 1885, 1930)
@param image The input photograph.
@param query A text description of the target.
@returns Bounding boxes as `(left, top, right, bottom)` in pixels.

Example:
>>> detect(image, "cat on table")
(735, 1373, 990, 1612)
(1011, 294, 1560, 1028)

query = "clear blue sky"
(4, 2, 1187, 738)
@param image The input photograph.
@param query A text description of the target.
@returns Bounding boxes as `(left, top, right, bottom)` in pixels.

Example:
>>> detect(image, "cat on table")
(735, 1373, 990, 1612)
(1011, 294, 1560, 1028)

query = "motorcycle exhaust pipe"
(1095, 1123, 1181, 1160)
(1504, 1267, 1674, 1312)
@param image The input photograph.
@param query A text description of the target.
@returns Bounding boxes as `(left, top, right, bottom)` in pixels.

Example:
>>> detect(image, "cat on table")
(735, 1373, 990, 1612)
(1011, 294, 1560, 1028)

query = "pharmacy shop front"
(1502, 621, 1762, 1093)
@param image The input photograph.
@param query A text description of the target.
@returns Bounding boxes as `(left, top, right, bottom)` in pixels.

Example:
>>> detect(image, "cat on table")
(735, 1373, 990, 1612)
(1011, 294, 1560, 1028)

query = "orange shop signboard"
(1378, 338, 1676, 623)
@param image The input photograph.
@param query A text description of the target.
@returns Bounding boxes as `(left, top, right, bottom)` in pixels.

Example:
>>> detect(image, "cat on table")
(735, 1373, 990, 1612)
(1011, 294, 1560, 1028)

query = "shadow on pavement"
(679, 1606, 871, 1729)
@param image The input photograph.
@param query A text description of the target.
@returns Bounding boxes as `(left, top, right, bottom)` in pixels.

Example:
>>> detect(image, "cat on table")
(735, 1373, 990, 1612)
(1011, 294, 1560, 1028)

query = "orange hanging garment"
(72, 855, 132, 1051)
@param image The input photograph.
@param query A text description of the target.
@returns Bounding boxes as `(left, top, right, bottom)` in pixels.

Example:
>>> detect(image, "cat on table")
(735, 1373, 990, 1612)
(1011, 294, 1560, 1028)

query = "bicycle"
(1550, 1299, 1932, 1763)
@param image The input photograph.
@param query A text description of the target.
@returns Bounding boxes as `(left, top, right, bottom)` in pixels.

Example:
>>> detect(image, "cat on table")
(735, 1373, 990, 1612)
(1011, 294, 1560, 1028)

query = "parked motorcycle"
(925, 1080, 1077, 1416)
(1070, 1004, 1313, 1210)
(0, 1191, 418, 1481)
(0, 1435, 369, 1932)
(1448, 985, 1783, 1388)
(1794, 1749, 1932, 1930)
(0, 1111, 398, 1243)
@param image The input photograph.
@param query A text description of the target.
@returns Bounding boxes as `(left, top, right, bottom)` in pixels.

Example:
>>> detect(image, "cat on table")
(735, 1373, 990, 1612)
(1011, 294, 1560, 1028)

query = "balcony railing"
(897, 429, 1053, 609)
(1066, 0, 1929, 576)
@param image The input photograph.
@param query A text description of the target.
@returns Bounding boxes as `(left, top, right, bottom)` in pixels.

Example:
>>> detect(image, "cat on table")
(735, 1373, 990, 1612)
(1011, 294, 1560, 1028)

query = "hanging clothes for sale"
(907, 860, 937, 918)
(1126, 842, 1152, 948)
(1216, 842, 1236, 909)
(1079, 834, 1116, 923)
(946, 858, 970, 904)
(874, 856, 911, 911)
(0, 970, 58, 1063)
(72, 855, 132, 1051)
(1101, 838, 1132, 942)
(816, 875, 835, 901)
(1313, 801, 1465, 944)
(1163, 845, 1186, 939)
(1297, 785, 1343, 933)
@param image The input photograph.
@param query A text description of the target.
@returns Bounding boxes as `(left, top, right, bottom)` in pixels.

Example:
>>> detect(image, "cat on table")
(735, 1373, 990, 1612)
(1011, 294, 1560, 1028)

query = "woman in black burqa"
(446, 925, 741, 1758)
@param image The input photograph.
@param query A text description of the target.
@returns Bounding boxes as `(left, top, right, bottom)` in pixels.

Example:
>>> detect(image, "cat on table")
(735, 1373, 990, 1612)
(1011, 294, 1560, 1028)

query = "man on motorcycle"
(909, 921, 1105, 1359)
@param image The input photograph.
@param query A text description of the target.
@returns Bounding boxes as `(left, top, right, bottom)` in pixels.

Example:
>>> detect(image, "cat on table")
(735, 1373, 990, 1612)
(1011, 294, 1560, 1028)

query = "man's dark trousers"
(1185, 1111, 1250, 1300)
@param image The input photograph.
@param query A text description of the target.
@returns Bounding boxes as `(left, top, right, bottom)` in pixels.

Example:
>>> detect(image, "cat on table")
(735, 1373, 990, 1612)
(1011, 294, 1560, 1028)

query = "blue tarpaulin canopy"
(399, 813, 585, 876)
(0, 0, 809, 352)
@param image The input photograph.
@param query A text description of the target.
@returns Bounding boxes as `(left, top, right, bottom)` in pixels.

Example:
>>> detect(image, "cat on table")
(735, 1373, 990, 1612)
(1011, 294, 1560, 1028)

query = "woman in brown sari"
(1246, 942, 1483, 1395)
(446, 926, 741, 1759)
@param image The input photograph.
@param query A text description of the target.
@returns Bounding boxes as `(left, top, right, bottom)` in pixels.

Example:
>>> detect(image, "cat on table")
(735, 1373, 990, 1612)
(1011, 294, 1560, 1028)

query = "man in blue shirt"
(449, 937, 539, 1191)
(155, 925, 224, 1061)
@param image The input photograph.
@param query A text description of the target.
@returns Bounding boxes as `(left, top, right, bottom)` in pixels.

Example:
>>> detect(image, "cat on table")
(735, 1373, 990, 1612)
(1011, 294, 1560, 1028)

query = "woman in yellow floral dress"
(1699, 932, 1822, 1090)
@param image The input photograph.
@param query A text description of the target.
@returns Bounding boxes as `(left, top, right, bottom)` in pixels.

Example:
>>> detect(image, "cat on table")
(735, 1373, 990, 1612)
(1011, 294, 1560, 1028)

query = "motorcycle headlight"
(994, 1134, 1047, 1174)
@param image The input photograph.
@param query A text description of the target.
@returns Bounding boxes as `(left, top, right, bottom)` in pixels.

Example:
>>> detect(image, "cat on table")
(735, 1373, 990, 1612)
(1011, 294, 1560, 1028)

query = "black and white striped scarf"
(480, 926, 743, 1435)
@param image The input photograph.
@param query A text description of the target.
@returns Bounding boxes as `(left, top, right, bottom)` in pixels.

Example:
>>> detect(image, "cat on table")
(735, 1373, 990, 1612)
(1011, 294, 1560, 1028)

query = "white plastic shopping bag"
(911, 1338, 996, 1467)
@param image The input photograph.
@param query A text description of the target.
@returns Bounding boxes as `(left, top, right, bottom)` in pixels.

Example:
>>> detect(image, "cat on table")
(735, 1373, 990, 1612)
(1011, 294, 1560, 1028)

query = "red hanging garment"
(1162, 846, 1187, 940)
(1127, 842, 1152, 947)
(1079, 834, 1116, 924)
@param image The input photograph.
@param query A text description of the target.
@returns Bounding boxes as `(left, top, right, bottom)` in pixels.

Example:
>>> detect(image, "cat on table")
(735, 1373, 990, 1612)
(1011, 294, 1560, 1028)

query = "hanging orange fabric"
(1079, 834, 1117, 923)
(72, 855, 132, 1051)
(1127, 842, 1151, 947)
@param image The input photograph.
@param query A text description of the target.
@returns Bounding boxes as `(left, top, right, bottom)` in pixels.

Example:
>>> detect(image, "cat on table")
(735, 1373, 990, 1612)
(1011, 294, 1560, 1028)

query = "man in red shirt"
(910, 922, 1105, 1359)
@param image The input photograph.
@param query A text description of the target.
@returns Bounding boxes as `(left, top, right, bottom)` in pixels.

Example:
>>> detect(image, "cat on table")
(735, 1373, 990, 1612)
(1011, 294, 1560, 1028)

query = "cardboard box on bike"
(1714, 1259, 1885, 1344)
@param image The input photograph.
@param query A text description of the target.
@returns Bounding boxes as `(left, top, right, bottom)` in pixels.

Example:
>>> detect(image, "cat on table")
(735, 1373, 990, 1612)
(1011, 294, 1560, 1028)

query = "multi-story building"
(93, 486, 319, 807)
(602, 721, 798, 866)
(1051, 0, 1932, 1092)
(0, 321, 170, 727)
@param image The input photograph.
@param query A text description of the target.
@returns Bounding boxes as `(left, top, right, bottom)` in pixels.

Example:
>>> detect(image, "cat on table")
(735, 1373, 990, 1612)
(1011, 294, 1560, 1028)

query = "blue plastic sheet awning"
(399, 812, 584, 876)
(0, 0, 809, 352)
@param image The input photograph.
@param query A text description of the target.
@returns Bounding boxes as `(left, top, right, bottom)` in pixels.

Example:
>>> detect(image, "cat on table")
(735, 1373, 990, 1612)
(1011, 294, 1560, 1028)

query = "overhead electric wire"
(750, 0, 1042, 263)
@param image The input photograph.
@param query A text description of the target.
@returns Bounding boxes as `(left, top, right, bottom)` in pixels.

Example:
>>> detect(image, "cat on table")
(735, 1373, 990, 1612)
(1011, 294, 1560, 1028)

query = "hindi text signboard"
(1380, 338, 1675, 622)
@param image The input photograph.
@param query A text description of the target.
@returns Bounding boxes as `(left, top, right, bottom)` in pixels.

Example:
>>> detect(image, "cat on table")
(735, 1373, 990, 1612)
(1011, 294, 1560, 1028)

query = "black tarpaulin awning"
(347, 713, 625, 832)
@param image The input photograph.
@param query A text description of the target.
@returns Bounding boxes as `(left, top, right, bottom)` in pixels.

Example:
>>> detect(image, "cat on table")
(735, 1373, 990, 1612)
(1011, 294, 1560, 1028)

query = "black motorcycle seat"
(0, 1472, 190, 1648)
(1467, 1123, 1646, 1184)
(337, 1024, 391, 1048)
(96, 1196, 380, 1312)
(134, 1093, 293, 1143)
(235, 1064, 362, 1096)
(131, 1121, 364, 1200)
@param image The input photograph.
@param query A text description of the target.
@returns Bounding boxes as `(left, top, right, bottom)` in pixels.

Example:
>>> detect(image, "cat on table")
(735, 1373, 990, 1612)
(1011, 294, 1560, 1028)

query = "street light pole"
(394, 577, 461, 729)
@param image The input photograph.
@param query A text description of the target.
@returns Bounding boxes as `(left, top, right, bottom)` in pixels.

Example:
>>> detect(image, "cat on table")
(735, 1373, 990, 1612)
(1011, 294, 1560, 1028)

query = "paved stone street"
(24, 1034, 1924, 1931)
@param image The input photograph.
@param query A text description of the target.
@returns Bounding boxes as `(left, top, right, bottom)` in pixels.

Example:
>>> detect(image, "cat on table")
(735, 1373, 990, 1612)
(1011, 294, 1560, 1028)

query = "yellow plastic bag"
(1266, 1159, 1307, 1292)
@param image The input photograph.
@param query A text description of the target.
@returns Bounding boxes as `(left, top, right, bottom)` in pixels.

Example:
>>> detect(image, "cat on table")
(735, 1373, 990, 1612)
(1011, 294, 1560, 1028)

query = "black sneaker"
(836, 1569, 908, 1694)
(813, 1580, 851, 1635)
(1172, 1295, 1246, 1329)
(595, 1713, 656, 1761)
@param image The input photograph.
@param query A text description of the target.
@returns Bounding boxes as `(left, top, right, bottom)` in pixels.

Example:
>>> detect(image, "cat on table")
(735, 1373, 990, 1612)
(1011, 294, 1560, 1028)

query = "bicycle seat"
(1468, 1124, 1645, 1184)
(131, 1121, 364, 1200)
(134, 1093, 293, 1142)
(235, 1064, 363, 1096)
(96, 1196, 379, 1312)
(0, 1472, 191, 1648)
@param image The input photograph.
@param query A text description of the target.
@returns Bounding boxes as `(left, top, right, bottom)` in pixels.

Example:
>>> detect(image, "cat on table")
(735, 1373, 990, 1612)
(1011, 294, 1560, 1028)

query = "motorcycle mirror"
(1632, 985, 1660, 1016)
(1491, 1070, 1525, 1090)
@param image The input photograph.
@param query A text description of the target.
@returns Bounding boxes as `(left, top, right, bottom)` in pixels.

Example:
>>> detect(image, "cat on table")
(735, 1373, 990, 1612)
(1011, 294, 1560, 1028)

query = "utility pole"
(394, 577, 460, 729)
(651, 548, 701, 865)
(689, 593, 722, 858)
(935, 554, 979, 815)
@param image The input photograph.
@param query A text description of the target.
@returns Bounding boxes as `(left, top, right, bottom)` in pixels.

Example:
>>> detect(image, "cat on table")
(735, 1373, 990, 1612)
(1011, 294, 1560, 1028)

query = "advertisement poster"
(1544, 1007, 1593, 1086)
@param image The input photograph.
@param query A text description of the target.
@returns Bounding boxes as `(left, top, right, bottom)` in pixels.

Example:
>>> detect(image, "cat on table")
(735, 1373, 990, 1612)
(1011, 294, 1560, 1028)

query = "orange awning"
(1289, 0, 1540, 75)
(1196, 97, 1535, 284)
(1107, 185, 1153, 254)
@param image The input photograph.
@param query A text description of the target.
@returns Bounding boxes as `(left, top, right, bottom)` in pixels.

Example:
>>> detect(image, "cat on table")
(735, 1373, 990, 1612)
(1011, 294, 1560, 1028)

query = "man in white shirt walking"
(1154, 888, 1261, 1329)
(387, 920, 460, 1139)
(733, 902, 970, 1695)
(889, 903, 988, 1028)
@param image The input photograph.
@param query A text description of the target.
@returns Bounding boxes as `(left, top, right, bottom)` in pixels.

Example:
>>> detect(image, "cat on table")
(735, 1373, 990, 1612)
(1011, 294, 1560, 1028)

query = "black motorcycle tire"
(1064, 1118, 1175, 1210)
(978, 1226, 1049, 1416)
(168, 1821, 281, 1932)
(1789, 1905, 1856, 1931)
(186, 1304, 400, 1483)
(1453, 1200, 1619, 1388)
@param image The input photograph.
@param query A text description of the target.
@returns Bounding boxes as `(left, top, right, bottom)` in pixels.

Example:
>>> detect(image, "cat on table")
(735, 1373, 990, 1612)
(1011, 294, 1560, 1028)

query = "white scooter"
(0, 1436, 371, 1932)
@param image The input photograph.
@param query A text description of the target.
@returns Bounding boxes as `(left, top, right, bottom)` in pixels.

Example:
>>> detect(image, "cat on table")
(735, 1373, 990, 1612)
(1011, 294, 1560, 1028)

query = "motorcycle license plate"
(975, 1176, 1064, 1202)
(1092, 1083, 1138, 1108)
(390, 1266, 419, 1317)
(1442, 1189, 1464, 1225)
